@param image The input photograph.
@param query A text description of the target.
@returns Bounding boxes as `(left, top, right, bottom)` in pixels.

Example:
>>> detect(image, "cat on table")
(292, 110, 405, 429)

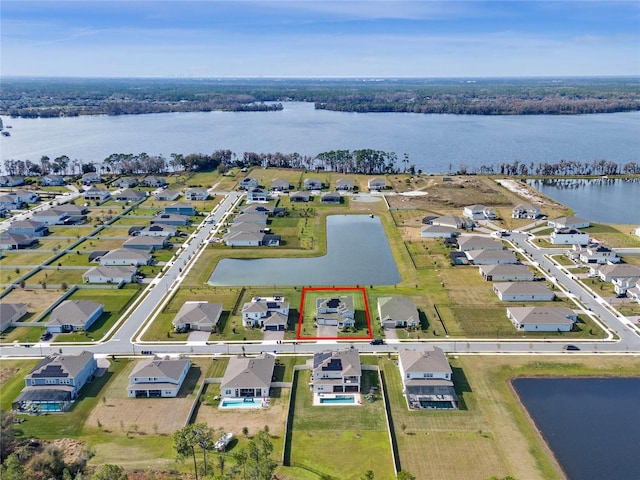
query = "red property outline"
(297, 287, 372, 340)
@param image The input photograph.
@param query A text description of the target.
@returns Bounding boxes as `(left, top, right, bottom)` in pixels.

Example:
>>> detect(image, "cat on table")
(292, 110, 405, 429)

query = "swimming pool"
(319, 395, 356, 405)
(219, 398, 266, 409)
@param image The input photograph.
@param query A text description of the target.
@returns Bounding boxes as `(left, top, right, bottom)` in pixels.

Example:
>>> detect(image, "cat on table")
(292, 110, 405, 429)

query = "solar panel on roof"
(322, 359, 343, 371)
(266, 302, 278, 308)
(32, 365, 69, 378)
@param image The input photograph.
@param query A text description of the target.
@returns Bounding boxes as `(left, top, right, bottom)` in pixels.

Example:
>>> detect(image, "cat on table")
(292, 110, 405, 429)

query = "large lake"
(527, 178, 640, 224)
(208, 214, 401, 286)
(513, 377, 640, 480)
(1, 102, 639, 174)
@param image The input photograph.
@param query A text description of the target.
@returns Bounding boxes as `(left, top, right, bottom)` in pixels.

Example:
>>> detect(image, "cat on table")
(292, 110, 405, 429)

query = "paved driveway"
(317, 325, 338, 338)
(187, 331, 211, 342)
(263, 330, 284, 342)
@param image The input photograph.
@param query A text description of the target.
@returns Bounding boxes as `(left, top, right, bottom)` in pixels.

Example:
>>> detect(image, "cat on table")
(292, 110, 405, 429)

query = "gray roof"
(173, 301, 222, 327)
(123, 236, 166, 248)
(321, 191, 341, 200)
(152, 213, 190, 223)
(48, 300, 103, 327)
(479, 264, 533, 276)
(262, 311, 288, 326)
(336, 178, 354, 186)
(83, 266, 137, 279)
(100, 248, 151, 261)
(507, 307, 577, 325)
(0, 303, 27, 324)
(493, 282, 553, 295)
(27, 351, 95, 380)
(421, 225, 456, 234)
(378, 297, 419, 324)
(431, 215, 467, 229)
(271, 178, 290, 187)
(458, 235, 502, 250)
(56, 204, 87, 215)
(233, 213, 268, 225)
(598, 264, 640, 277)
(465, 249, 516, 262)
(399, 347, 452, 375)
(223, 231, 265, 243)
(228, 222, 264, 234)
(130, 357, 190, 382)
(221, 353, 275, 391)
(313, 350, 361, 377)
(10, 220, 45, 229)
(116, 189, 146, 200)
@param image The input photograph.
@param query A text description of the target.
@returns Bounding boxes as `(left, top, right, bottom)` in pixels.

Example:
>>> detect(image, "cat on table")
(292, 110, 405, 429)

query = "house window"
(423, 373, 433, 378)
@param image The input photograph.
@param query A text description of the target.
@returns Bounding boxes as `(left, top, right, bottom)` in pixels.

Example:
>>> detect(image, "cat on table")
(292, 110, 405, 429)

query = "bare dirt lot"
(2, 288, 65, 317)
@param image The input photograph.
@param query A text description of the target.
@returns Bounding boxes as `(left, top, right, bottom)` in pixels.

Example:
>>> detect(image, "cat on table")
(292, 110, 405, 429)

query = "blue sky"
(2, 1, 639, 77)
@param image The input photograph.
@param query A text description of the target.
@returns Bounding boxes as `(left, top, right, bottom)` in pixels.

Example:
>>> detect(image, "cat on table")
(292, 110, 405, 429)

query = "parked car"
(370, 338, 385, 345)
(40, 332, 52, 341)
(563, 344, 580, 351)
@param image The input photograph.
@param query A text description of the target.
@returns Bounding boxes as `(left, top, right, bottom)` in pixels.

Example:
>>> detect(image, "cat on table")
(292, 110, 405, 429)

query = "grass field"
(298, 288, 371, 338)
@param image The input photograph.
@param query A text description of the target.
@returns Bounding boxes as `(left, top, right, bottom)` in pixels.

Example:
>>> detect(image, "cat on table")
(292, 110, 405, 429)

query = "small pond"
(208, 214, 401, 286)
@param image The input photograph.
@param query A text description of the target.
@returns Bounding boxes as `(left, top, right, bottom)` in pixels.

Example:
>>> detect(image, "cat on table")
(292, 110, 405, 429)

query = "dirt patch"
(495, 179, 561, 209)
(49, 438, 86, 465)
(0, 366, 19, 383)
(2, 288, 65, 316)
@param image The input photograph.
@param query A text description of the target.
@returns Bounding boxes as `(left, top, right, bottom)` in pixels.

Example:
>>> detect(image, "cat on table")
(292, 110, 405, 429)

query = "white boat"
(214, 432, 234, 451)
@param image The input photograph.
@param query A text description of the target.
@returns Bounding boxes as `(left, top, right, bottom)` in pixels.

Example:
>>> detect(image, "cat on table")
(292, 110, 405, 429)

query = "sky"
(1, 0, 639, 78)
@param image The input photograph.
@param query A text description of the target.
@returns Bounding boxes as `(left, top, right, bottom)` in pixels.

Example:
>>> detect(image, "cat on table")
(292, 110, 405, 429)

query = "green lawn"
(298, 289, 371, 338)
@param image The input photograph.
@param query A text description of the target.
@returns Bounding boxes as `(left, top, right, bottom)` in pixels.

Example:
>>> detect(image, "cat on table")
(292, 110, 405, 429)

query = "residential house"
(99, 248, 151, 266)
(316, 296, 355, 328)
(368, 177, 386, 191)
(290, 191, 311, 202)
(8, 190, 39, 204)
(246, 187, 269, 202)
(227, 223, 264, 236)
(153, 189, 181, 201)
(594, 264, 640, 283)
(238, 177, 259, 190)
(31, 209, 69, 226)
(479, 264, 534, 282)
(151, 213, 190, 226)
(457, 235, 504, 252)
(127, 357, 190, 398)
(233, 213, 268, 226)
(335, 178, 355, 191)
(8, 220, 49, 237)
(164, 202, 196, 216)
(123, 236, 167, 250)
(0, 303, 28, 332)
(83, 186, 110, 202)
(613, 277, 640, 296)
(512, 203, 541, 219)
(377, 297, 419, 329)
(310, 350, 361, 394)
(398, 347, 457, 409)
(12, 351, 97, 413)
(0, 194, 19, 211)
(40, 175, 65, 186)
(550, 228, 589, 245)
(82, 172, 102, 185)
(465, 249, 518, 265)
(574, 243, 619, 265)
(507, 306, 577, 332)
(185, 188, 209, 201)
(56, 204, 89, 216)
(421, 225, 456, 238)
(0, 175, 24, 187)
(626, 281, 640, 304)
(493, 282, 555, 302)
(0, 233, 38, 250)
(140, 176, 166, 188)
(463, 204, 496, 221)
(271, 178, 290, 191)
(241, 296, 290, 330)
(82, 266, 137, 284)
(172, 301, 223, 332)
(114, 177, 138, 188)
(430, 215, 471, 229)
(242, 204, 275, 216)
(137, 224, 177, 237)
(220, 353, 275, 399)
(223, 231, 264, 247)
(115, 189, 146, 202)
(46, 300, 104, 334)
(548, 216, 590, 229)
(320, 192, 341, 204)
(304, 178, 323, 190)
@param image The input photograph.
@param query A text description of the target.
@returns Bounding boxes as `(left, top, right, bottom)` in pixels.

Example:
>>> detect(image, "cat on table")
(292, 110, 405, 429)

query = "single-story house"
(242, 204, 273, 216)
(335, 178, 355, 191)
(40, 175, 65, 186)
(137, 224, 177, 237)
(0, 233, 38, 250)
(241, 296, 290, 330)
(506, 306, 577, 332)
(246, 188, 269, 202)
(378, 297, 419, 329)
(185, 188, 209, 201)
(512, 203, 541, 219)
(115, 189, 146, 202)
(238, 177, 259, 190)
(430, 215, 471, 230)
(151, 213, 190, 226)
(0, 175, 24, 187)
(465, 249, 518, 265)
(164, 202, 196, 216)
(493, 282, 555, 302)
(223, 231, 261, 247)
(233, 213, 268, 225)
(46, 300, 104, 333)
(227, 223, 264, 235)
(8, 190, 39, 204)
(127, 357, 191, 398)
(316, 296, 355, 328)
(321, 191, 341, 204)
(56, 204, 89, 216)
(479, 264, 534, 282)
(82, 172, 102, 185)
(123, 236, 167, 250)
(463, 204, 496, 221)
(114, 177, 138, 188)
(83, 187, 110, 202)
(172, 301, 223, 332)
(271, 178, 290, 191)
(82, 266, 137, 284)
(368, 177, 386, 191)
(31, 209, 69, 226)
(12, 351, 97, 413)
(0, 193, 20, 210)
(154, 189, 181, 201)
(304, 178, 323, 190)
(421, 225, 456, 238)
(220, 353, 275, 399)
(290, 191, 311, 202)
(457, 235, 503, 252)
(548, 216, 590, 229)
(594, 264, 640, 283)
(550, 228, 589, 245)
(310, 350, 361, 394)
(99, 248, 151, 266)
(140, 176, 167, 188)
(0, 303, 28, 332)
(8, 220, 49, 237)
(398, 347, 457, 409)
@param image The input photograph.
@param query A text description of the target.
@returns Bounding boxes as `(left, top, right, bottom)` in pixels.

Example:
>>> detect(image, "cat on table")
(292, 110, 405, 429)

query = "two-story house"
(127, 357, 191, 398)
(398, 347, 457, 409)
(316, 296, 355, 328)
(241, 296, 289, 331)
(46, 300, 104, 334)
(310, 350, 361, 394)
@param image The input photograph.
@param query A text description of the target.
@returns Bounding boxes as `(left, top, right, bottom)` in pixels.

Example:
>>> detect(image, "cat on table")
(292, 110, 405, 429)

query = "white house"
(172, 301, 223, 332)
(479, 264, 534, 282)
(127, 357, 191, 398)
(463, 204, 496, 221)
(368, 177, 386, 191)
(398, 347, 457, 410)
(115, 189, 146, 202)
(506, 306, 577, 332)
(304, 178, 323, 190)
(316, 296, 355, 328)
(493, 282, 555, 302)
(238, 177, 259, 190)
(594, 264, 640, 283)
(82, 172, 102, 185)
(83, 187, 110, 202)
(140, 176, 166, 188)
(548, 216, 590, 229)
(335, 178, 355, 190)
(550, 228, 589, 245)
(82, 266, 137, 284)
(185, 188, 209, 201)
(512, 203, 541, 219)
(241, 296, 290, 330)
(430, 215, 472, 229)
(310, 350, 361, 394)
(40, 175, 65, 186)
(220, 353, 275, 399)
(46, 300, 104, 334)
(31, 209, 69, 226)
(137, 224, 177, 237)
(271, 178, 290, 191)
(576, 243, 619, 265)
(377, 297, 419, 329)
(246, 188, 269, 202)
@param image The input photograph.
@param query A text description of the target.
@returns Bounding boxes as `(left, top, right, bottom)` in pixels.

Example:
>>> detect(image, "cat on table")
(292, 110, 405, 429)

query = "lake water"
(527, 178, 640, 224)
(513, 377, 640, 480)
(208, 214, 401, 286)
(1, 102, 639, 174)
